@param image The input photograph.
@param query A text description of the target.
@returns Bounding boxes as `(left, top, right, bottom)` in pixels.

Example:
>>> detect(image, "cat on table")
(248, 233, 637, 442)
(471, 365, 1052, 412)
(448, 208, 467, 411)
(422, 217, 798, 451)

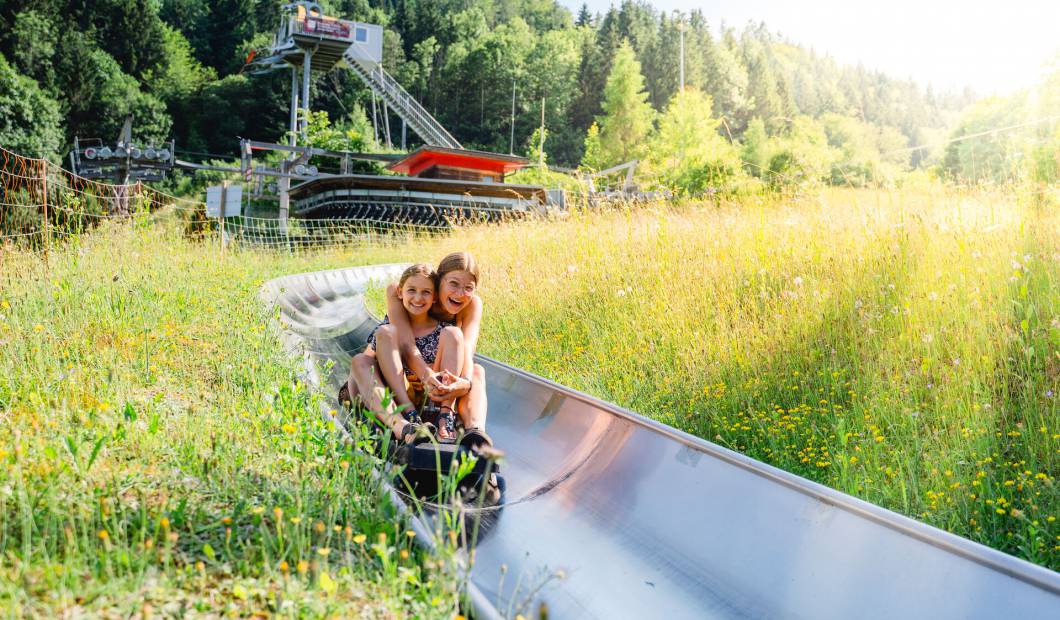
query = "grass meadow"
(0, 222, 465, 617)
(1, 185, 1057, 614)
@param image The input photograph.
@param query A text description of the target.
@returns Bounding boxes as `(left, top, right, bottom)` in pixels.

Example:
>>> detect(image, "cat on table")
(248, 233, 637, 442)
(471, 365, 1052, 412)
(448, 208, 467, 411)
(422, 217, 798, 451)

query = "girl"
(345, 264, 464, 442)
(348, 252, 488, 443)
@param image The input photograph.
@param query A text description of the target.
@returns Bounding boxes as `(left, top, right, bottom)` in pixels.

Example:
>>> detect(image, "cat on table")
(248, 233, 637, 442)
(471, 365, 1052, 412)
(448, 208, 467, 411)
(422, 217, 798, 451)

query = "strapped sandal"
(399, 420, 436, 445)
(459, 427, 494, 452)
(436, 406, 457, 442)
(337, 384, 353, 411)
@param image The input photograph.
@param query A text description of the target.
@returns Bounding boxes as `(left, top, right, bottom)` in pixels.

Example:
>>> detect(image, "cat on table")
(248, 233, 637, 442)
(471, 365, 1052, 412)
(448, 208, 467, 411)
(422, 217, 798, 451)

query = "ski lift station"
(243, 2, 547, 230)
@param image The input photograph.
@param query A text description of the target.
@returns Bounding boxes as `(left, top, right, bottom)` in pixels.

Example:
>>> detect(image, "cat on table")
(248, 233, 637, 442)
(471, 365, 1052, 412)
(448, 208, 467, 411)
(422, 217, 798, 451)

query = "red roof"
(388, 147, 529, 177)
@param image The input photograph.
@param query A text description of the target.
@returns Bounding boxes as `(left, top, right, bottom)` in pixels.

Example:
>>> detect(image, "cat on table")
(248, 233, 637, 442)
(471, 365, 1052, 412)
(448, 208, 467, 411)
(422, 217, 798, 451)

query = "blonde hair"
(398, 263, 436, 289)
(436, 252, 480, 284)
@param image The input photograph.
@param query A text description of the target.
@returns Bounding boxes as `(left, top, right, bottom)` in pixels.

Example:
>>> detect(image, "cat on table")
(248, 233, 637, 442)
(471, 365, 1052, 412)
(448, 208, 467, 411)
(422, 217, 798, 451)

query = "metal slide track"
(262, 265, 1060, 619)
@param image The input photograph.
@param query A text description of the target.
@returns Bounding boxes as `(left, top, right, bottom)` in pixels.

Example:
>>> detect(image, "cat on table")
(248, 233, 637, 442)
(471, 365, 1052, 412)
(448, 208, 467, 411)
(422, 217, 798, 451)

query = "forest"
(0, 0, 1057, 194)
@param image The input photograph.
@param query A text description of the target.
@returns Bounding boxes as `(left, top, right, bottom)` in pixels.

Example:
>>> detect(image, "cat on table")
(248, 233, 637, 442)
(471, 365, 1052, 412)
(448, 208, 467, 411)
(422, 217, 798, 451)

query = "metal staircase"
(344, 55, 461, 149)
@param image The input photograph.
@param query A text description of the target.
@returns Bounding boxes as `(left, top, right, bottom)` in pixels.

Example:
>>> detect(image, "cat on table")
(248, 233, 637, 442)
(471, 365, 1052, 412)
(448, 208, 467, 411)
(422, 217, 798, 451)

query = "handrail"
(344, 54, 461, 148)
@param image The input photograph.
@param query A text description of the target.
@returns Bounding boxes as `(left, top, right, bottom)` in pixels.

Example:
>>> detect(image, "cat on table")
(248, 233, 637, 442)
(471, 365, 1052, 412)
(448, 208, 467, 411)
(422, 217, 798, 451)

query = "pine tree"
(595, 41, 655, 166)
(576, 3, 593, 27)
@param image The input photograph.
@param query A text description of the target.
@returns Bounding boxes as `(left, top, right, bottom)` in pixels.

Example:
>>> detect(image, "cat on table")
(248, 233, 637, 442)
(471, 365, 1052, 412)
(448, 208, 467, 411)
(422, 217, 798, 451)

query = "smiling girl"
(345, 263, 464, 442)
(347, 252, 488, 443)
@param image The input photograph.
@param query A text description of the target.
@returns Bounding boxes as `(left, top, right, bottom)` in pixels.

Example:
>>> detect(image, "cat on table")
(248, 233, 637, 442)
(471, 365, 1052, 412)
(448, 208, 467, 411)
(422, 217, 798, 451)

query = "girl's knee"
(440, 325, 463, 345)
(352, 352, 375, 372)
(375, 324, 397, 343)
(473, 363, 485, 381)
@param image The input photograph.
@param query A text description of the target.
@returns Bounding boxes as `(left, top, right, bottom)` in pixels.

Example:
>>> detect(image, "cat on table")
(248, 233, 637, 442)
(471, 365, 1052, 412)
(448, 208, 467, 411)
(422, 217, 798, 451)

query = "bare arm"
(383, 282, 433, 381)
(431, 294, 483, 400)
(457, 294, 483, 379)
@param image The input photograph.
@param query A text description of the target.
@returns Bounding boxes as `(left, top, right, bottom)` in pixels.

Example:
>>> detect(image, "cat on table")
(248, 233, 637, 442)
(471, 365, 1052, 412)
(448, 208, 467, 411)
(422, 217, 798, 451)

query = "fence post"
(40, 158, 50, 266)
(220, 180, 228, 262)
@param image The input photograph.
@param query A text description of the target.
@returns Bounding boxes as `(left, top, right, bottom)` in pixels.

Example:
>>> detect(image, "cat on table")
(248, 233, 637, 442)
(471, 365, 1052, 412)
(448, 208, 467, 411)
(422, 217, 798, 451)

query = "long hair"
(436, 251, 480, 284)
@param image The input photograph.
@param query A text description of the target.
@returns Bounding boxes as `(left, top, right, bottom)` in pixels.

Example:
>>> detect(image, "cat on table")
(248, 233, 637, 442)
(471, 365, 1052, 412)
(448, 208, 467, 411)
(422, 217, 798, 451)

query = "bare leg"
(349, 351, 407, 436)
(431, 326, 463, 439)
(372, 324, 415, 410)
(456, 363, 488, 430)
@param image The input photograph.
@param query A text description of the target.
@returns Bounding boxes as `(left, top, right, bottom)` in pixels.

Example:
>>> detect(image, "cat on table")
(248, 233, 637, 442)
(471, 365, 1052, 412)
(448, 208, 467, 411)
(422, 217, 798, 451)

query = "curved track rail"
(262, 264, 1060, 619)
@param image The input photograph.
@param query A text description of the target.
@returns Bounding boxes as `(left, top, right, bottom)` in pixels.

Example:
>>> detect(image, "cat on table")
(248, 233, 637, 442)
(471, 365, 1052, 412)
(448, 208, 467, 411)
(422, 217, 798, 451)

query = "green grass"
(0, 220, 465, 617)
(2, 184, 1057, 616)
(442, 185, 1059, 568)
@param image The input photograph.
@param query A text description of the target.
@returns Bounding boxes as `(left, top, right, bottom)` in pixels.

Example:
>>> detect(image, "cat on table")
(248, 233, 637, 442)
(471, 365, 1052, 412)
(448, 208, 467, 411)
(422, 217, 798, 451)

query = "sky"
(560, 0, 1060, 96)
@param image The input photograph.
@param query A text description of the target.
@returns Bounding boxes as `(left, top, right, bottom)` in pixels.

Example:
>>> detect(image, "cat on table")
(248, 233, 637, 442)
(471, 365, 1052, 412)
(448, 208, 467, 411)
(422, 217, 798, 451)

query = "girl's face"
(400, 274, 435, 317)
(437, 270, 476, 315)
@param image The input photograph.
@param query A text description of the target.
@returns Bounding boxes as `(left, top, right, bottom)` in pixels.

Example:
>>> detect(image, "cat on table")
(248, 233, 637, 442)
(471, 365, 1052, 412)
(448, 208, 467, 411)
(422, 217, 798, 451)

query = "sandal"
(399, 420, 436, 445)
(436, 406, 457, 441)
(337, 384, 352, 411)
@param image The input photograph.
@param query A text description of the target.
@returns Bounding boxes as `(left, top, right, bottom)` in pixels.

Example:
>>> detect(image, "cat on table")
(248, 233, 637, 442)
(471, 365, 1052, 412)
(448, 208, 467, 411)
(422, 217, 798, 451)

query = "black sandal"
(337, 384, 353, 411)
(459, 427, 494, 452)
(399, 420, 436, 445)
(437, 406, 457, 441)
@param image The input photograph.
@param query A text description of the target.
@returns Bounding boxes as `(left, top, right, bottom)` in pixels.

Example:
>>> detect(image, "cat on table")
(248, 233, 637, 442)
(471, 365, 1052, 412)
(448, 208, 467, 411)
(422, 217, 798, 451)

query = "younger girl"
(344, 264, 463, 441)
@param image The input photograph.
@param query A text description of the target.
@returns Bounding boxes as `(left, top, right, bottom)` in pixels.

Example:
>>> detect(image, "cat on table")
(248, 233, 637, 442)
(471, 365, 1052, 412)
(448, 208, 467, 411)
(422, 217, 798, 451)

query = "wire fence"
(0, 146, 208, 259)
(0, 145, 562, 262)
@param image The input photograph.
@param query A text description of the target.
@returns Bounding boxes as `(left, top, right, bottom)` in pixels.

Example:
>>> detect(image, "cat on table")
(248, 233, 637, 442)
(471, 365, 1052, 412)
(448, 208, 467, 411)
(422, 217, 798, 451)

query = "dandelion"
(279, 560, 289, 574)
(273, 507, 283, 520)
(221, 516, 232, 525)
(353, 534, 366, 544)
(290, 517, 302, 525)
(160, 517, 170, 529)
(33, 324, 44, 332)
(399, 549, 409, 560)
(282, 423, 296, 434)
(314, 521, 325, 534)
(316, 547, 330, 557)
(195, 561, 205, 573)
(405, 530, 416, 539)
(97, 530, 109, 541)
(251, 507, 264, 515)
(297, 560, 309, 575)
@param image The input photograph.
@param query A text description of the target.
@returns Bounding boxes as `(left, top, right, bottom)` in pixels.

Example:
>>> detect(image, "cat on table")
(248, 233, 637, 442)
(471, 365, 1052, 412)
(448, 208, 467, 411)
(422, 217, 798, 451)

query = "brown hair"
(398, 263, 436, 289)
(436, 252, 480, 284)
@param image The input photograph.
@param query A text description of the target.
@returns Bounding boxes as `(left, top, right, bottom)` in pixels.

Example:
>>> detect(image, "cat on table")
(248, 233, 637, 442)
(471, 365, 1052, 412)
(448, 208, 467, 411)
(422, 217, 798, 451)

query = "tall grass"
(0, 221, 464, 616)
(435, 186, 1057, 569)
(2, 183, 1056, 614)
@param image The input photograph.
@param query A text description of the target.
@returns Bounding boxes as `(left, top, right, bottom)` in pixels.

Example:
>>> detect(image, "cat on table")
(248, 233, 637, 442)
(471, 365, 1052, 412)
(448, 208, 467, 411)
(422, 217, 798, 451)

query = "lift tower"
(250, 2, 462, 233)
(250, 2, 366, 231)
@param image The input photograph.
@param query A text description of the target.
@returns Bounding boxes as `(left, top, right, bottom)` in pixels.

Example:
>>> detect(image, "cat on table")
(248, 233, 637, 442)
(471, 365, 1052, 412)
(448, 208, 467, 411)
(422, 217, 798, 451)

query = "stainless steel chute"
(262, 264, 1060, 619)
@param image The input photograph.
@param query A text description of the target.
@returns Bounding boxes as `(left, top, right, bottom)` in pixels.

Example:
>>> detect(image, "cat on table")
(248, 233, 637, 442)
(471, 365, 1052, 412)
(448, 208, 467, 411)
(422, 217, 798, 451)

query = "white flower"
(793, 276, 804, 287)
